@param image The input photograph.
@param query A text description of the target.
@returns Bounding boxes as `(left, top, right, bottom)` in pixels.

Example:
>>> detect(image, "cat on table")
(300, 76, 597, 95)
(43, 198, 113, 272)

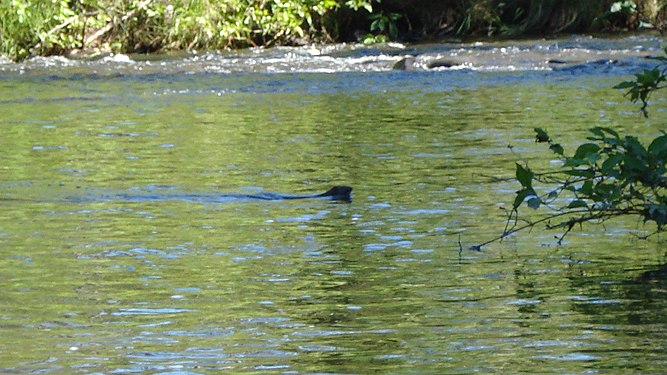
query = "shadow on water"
(568, 260, 667, 324)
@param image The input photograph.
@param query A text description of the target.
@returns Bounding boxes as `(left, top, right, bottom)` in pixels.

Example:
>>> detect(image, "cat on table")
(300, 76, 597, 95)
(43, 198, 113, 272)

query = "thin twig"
(468, 208, 616, 250)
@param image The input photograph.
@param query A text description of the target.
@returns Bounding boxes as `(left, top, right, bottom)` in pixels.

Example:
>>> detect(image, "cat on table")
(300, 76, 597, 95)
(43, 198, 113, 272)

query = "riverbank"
(1, 0, 665, 61)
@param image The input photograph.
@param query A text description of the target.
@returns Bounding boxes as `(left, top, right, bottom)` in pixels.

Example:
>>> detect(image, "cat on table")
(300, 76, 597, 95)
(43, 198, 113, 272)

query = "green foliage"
(121, 0, 346, 50)
(610, 0, 638, 14)
(370, 11, 400, 38)
(518, 127, 667, 228)
(0, 0, 374, 60)
(344, 0, 374, 13)
(0, 0, 84, 60)
(1, 0, 663, 60)
(363, 9, 401, 44)
(455, 0, 502, 36)
(594, 0, 663, 30)
(469, 127, 667, 250)
(470, 48, 667, 250)
(614, 47, 667, 117)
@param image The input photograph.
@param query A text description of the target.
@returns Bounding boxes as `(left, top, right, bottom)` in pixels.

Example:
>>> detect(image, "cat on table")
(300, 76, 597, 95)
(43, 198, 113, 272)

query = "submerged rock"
(551, 58, 622, 72)
(427, 58, 460, 69)
(392, 55, 416, 71)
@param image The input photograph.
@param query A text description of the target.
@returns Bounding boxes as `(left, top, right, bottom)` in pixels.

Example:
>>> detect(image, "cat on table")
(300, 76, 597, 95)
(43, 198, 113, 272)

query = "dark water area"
(1, 35, 666, 374)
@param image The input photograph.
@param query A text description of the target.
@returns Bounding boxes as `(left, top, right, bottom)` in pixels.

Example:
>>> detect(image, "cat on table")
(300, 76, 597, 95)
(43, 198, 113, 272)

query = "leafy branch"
(470, 48, 667, 250)
(468, 127, 667, 251)
(614, 47, 667, 117)
(363, 9, 401, 44)
(468, 48, 667, 250)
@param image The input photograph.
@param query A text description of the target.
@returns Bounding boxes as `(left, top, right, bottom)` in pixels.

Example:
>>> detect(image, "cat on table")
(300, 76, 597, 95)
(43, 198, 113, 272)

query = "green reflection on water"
(0, 73, 666, 373)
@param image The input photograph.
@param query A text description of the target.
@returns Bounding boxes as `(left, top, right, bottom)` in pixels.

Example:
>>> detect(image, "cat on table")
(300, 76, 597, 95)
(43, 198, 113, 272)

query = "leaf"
(635, 68, 662, 88)
(623, 154, 648, 175)
(513, 187, 537, 209)
(580, 180, 594, 196)
(639, 20, 655, 29)
(610, 2, 622, 13)
(613, 80, 636, 89)
(594, 183, 621, 202)
(563, 169, 595, 178)
(648, 134, 667, 160)
(513, 188, 530, 209)
(647, 204, 667, 226)
(549, 143, 564, 155)
(589, 127, 604, 139)
(573, 143, 601, 160)
(360, 1, 373, 13)
(378, 18, 387, 32)
(564, 158, 588, 167)
(567, 143, 601, 165)
(624, 136, 648, 160)
(590, 126, 620, 139)
(534, 128, 550, 143)
(567, 200, 589, 209)
(527, 196, 541, 209)
(601, 153, 624, 174)
(515, 163, 533, 189)
(388, 22, 398, 38)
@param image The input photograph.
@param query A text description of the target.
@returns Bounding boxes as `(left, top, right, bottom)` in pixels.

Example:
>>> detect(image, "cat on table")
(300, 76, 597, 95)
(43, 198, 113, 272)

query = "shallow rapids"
(1, 34, 663, 76)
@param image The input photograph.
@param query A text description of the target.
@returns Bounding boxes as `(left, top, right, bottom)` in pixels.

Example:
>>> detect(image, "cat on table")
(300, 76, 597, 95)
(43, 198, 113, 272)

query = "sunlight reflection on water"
(0, 36, 666, 374)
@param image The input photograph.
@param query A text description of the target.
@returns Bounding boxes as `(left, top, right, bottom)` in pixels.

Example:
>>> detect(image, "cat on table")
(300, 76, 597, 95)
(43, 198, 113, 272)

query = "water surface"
(1, 35, 666, 374)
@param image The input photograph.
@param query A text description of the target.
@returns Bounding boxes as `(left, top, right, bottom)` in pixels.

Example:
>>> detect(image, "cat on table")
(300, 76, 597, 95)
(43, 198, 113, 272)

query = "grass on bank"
(0, 0, 663, 61)
(0, 0, 375, 60)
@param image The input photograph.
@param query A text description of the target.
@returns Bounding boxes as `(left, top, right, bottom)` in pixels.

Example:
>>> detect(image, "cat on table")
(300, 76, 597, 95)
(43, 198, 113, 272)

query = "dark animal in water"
(115, 185, 354, 203)
(238, 186, 353, 202)
(1, 186, 354, 203)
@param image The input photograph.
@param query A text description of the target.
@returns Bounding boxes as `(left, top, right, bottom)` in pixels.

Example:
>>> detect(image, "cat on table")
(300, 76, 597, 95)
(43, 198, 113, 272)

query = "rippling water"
(1, 35, 666, 374)
(1, 34, 663, 75)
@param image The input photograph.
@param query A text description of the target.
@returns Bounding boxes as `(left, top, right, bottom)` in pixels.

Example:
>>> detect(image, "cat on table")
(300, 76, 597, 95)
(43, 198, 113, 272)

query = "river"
(1, 34, 666, 374)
